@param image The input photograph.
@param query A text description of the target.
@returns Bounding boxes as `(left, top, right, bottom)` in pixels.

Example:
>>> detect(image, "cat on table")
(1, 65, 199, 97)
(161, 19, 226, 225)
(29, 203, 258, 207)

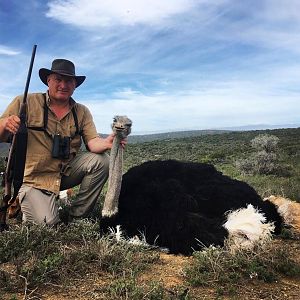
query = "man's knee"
(99, 152, 110, 173)
(87, 152, 109, 175)
(21, 202, 60, 226)
(19, 186, 60, 226)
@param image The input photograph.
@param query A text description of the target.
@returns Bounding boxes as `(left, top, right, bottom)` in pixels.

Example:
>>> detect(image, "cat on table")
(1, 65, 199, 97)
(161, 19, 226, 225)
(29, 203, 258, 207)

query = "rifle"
(0, 44, 37, 231)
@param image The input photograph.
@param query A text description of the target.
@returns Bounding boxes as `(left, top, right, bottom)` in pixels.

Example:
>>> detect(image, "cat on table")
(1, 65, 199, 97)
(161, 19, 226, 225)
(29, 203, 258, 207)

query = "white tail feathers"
(224, 204, 275, 251)
(109, 225, 150, 246)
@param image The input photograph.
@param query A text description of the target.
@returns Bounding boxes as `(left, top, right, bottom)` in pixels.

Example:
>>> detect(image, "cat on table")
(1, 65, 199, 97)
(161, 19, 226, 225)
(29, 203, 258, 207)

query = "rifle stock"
(0, 45, 37, 231)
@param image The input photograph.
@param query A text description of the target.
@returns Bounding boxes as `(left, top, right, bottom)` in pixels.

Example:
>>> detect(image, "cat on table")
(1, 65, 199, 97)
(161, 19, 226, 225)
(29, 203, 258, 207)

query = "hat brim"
(39, 68, 86, 88)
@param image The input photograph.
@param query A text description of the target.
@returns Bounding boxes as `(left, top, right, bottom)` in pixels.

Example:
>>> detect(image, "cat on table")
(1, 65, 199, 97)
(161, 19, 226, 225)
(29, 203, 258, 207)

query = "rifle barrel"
(20, 45, 37, 118)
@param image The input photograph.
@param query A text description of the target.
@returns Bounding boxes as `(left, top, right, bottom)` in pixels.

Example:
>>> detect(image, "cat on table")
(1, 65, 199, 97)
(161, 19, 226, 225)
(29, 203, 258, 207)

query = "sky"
(1, 0, 300, 134)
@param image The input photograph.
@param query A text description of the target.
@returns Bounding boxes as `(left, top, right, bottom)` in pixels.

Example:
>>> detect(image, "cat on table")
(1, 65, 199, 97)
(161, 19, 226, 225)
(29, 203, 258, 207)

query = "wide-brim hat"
(39, 58, 86, 88)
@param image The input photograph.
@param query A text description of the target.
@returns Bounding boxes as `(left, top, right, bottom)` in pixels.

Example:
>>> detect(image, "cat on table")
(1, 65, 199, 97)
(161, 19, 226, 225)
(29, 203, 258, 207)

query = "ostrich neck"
(102, 135, 123, 217)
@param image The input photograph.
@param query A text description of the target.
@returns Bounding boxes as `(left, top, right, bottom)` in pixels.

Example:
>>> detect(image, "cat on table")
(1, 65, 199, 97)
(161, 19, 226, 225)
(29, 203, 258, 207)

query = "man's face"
(47, 73, 76, 102)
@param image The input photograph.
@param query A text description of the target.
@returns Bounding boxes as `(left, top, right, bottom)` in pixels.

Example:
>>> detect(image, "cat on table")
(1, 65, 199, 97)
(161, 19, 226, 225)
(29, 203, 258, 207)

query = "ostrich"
(101, 119, 283, 255)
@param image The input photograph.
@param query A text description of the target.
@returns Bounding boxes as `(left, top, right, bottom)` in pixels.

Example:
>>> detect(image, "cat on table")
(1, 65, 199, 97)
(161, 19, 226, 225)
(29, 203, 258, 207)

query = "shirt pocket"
(27, 113, 44, 128)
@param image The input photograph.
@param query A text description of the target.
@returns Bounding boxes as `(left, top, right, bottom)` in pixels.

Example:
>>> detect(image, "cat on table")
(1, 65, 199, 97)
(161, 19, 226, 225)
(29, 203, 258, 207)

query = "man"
(0, 58, 122, 225)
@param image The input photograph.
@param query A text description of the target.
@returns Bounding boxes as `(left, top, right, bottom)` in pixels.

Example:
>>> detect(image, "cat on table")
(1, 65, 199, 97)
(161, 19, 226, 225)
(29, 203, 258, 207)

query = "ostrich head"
(111, 115, 132, 140)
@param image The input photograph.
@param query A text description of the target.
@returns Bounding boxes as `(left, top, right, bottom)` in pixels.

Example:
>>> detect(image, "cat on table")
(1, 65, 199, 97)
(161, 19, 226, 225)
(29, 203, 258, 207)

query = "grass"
(0, 220, 160, 296)
(1, 220, 300, 299)
(0, 220, 195, 299)
(184, 239, 300, 297)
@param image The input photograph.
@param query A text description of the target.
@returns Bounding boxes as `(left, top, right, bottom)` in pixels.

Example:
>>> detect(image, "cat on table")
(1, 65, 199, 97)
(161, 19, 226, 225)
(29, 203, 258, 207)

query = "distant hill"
(126, 124, 300, 143)
(2, 125, 299, 156)
(0, 130, 232, 156)
(218, 123, 300, 131)
(125, 124, 300, 143)
(127, 129, 231, 143)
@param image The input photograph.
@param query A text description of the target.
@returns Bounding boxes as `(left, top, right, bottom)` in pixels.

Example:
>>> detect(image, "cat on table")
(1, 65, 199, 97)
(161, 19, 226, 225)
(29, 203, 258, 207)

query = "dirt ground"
(1, 234, 300, 300)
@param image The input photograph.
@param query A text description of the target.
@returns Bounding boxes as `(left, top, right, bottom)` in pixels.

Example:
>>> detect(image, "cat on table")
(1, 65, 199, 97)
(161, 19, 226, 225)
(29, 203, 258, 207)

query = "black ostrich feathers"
(101, 160, 283, 255)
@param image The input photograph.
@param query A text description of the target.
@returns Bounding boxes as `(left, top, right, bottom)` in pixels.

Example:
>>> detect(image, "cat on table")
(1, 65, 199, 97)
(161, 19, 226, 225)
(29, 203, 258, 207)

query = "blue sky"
(1, 0, 300, 134)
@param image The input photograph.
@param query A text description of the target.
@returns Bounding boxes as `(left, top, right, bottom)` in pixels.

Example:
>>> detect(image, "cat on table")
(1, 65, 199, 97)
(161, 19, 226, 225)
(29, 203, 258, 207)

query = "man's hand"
(105, 133, 127, 149)
(87, 133, 128, 154)
(2, 115, 20, 135)
(120, 138, 127, 149)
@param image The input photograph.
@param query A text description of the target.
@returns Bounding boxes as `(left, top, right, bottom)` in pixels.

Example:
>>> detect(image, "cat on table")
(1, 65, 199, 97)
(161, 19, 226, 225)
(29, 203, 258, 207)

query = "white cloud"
(81, 79, 300, 134)
(0, 45, 20, 56)
(46, 0, 202, 27)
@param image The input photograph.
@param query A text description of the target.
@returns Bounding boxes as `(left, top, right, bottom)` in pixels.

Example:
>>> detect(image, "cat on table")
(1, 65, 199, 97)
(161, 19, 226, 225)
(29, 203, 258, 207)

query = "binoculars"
(52, 134, 70, 159)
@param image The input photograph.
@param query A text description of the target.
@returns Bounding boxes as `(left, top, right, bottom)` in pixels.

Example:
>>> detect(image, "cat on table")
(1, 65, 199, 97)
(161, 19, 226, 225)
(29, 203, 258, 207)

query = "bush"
(253, 151, 277, 175)
(236, 134, 283, 176)
(251, 134, 279, 153)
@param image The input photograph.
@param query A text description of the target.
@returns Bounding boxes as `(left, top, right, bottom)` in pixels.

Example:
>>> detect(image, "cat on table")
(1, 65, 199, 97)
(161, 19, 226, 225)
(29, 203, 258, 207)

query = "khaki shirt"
(0, 92, 99, 194)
